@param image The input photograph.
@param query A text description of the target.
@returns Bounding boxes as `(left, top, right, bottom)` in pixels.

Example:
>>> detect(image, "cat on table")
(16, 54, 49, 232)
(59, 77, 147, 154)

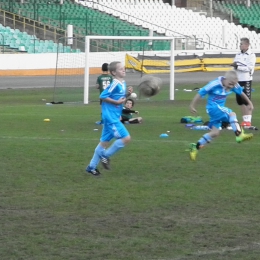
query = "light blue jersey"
(198, 76, 243, 109)
(100, 79, 127, 124)
(199, 77, 244, 129)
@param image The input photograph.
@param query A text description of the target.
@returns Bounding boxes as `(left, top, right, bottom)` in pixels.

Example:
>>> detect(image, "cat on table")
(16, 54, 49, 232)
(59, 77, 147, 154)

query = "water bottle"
(191, 125, 210, 130)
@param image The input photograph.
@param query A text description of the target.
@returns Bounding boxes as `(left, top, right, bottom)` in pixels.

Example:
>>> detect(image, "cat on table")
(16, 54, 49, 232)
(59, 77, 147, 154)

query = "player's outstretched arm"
(122, 109, 136, 114)
(189, 93, 201, 114)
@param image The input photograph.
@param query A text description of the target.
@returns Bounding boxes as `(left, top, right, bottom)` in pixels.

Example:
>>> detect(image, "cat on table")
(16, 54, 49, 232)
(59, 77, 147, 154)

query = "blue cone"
(160, 133, 169, 138)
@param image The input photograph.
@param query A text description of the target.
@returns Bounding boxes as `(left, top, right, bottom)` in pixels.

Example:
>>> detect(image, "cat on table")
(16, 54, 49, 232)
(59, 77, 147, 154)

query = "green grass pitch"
(1, 83, 260, 260)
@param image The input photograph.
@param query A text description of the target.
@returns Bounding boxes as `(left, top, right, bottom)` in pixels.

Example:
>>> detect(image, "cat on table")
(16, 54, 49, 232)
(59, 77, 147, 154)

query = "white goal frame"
(84, 35, 175, 104)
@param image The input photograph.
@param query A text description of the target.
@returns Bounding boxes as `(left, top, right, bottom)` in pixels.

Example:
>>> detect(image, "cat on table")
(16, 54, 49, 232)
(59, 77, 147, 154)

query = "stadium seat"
(1, 0, 260, 51)
(18, 44, 26, 52)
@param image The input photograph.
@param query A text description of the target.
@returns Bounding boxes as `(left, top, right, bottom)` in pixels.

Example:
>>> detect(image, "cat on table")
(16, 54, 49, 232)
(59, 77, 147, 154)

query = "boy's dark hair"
(126, 98, 135, 107)
(102, 63, 109, 72)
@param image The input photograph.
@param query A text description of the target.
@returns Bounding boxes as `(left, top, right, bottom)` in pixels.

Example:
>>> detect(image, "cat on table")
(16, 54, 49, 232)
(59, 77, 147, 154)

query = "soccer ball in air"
(138, 76, 162, 97)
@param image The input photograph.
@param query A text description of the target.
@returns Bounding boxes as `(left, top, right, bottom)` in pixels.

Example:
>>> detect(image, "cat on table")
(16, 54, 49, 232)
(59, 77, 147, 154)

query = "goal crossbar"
(84, 35, 175, 104)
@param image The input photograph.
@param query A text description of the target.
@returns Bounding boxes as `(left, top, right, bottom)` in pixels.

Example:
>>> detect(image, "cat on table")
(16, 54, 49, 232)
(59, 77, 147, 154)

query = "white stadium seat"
(82, 0, 260, 50)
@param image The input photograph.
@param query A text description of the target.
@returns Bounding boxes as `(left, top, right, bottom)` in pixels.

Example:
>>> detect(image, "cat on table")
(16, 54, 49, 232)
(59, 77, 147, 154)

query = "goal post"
(52, 36, 85, 104)
(84, 35, 175, 104)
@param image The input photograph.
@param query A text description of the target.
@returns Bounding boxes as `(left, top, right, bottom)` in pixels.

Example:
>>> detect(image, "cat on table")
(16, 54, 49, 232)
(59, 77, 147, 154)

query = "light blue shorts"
(100, 121, 130, 142)
(207, 104, 232, 129)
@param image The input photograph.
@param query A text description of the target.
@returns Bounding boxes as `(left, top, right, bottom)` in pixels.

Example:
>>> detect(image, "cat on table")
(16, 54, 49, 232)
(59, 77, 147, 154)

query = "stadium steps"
(218, 1, 260, 31)
(1, 0, 151, 38)
(0, 1, 80, 53)
(0, 23, 76, 53)
(0, 0, 167, 51)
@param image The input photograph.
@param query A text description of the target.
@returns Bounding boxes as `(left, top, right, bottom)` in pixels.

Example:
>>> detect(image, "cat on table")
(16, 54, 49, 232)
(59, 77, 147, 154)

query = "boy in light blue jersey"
(86, 61, 133, 176)
(188, 70, 254, 161)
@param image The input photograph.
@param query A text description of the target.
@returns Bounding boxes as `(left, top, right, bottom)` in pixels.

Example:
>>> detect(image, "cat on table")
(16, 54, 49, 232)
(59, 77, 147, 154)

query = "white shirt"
(234, 50, 256, 81)
(233, 49, 256, 81)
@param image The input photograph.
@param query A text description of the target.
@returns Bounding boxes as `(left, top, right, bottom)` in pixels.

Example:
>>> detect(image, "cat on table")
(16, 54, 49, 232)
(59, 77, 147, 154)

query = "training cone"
(160, 133, 169, 138)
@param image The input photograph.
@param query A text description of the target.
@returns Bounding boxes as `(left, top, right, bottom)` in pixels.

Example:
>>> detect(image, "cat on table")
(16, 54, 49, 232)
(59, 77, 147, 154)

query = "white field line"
(0, 112, 186, 119)
(168, 242, 260, 260)
(1, 138, 259, 258)
(0, 135, 259, 145)
(0, 136, 184, 142)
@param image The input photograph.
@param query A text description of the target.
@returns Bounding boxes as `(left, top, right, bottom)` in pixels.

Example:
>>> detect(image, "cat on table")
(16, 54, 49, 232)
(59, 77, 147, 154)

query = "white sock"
(243, 115, 251, 122)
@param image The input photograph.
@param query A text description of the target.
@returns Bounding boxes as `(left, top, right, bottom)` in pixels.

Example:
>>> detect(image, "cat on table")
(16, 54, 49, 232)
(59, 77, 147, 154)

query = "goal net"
(52, 36, 85, 104)
(52, 36, 175, 104)
(84, 36, 175, 104)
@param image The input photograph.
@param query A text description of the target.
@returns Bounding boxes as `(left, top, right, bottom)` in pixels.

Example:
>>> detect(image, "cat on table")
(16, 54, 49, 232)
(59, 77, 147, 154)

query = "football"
(138, 76, 162, 97)
(130, 92, 137, 99)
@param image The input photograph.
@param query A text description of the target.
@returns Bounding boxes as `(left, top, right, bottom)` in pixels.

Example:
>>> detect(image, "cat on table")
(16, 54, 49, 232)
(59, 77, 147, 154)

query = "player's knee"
(211, 131, 220, 138)
(229, 112, 237, 117)
(122, 135, 131, 144)
(99, 142, 109, 149)
(210, 127, 220, 138)
(213, 133, 219, 138)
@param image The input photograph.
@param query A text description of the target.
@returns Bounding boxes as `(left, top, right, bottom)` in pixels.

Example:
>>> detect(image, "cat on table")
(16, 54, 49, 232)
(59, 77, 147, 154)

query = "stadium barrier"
(1, 51, 260, 76)
(125, 53, 260, 73)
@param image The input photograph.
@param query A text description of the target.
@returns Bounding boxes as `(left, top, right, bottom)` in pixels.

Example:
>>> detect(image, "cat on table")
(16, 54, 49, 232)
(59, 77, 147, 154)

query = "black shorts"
(236, 81, 252, 105)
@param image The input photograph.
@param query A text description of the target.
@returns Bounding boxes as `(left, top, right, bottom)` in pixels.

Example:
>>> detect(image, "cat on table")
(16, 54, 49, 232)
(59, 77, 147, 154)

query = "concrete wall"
(0, 52, 127, 76)
(2, 49, 258, 76)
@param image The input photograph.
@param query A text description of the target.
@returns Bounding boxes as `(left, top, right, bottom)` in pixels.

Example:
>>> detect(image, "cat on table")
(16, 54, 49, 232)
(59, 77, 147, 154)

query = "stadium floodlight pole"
(84, 35, 175, 104)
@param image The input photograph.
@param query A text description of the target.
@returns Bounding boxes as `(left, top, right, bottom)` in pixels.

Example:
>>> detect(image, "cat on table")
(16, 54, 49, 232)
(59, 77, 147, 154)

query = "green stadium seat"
(9, 39, 20, 49)
(0, 0, 154, 52)
(72, 49, 81, 53)
(27, 46, 36, 54)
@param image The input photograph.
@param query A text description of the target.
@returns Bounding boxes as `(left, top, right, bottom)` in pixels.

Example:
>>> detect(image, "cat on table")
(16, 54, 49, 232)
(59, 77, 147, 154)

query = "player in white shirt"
(231, 37, 256, 127)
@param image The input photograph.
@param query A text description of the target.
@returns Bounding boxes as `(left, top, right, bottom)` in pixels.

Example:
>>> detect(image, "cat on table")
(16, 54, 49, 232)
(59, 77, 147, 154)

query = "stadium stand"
(0, 0, 150, 37)
(214, 0, 260, 30)
(0, 0, 260, 52)
(1, 0, 172, 52)
(0, 1, 82, 53)
(74, 0, 260, 50)
(0, 23, 75, 54)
